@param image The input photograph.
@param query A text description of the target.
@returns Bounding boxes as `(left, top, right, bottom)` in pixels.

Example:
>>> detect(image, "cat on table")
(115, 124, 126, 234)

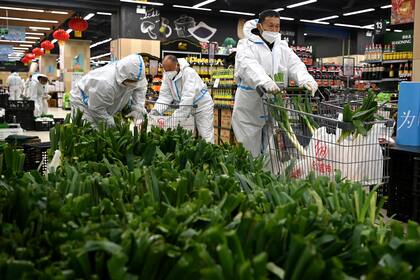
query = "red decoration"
(26, 53, 36, 60)
(41, 40, 54, 54)
(21, 56, 30, 66)
(53, 29, 70, 45)
(22, 53, 35, 66)
(68, 17, 88, 38)
(32, 47, 44, 57)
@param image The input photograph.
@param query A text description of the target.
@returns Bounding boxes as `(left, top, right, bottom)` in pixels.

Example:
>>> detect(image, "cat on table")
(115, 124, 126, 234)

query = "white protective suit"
(70, 54, 148, 127)
(153, 58, 214, 143)
(27, 74, 49, 117)
(232, 19, 317, 157)
(6, 72, 24, 100)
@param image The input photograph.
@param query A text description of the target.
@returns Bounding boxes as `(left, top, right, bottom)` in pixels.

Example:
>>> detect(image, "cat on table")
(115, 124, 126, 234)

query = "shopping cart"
(258, 85, 393, 186)
(144, 100, 197, 134)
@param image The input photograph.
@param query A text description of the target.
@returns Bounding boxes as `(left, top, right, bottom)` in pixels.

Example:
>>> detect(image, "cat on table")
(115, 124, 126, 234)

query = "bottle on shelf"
(398, 63, 404, 78)
(389, 64, 395, 78)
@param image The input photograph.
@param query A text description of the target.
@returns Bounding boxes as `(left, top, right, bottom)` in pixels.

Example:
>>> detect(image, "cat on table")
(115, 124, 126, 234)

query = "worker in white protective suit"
(232, 10, 318, 158)
(70, 54, 148, 127)
(6, 71, 24, 100)
(27, 73, 49, 117)
(150, 55, 214, 143)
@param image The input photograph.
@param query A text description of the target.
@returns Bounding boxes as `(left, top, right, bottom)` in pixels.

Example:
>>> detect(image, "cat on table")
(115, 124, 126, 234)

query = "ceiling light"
(119, 0, 164, 6)
(334, 23, 362, 28)
(51, 11, 69, 14)
(343, 8, 375, 16)
(172, 5, 211, 11)
(30, 26, 50, 31)
(20, 44, 32, 47)
(304, 33, 308, 36)
(300, 19, 329, 25)
(97, 12, 112, 15)
(219, 10, 255, 16)
(193, 0, 216, 8)
(386, 28, 391, 31)
(313, 15, 339, 21)
(26, 32, 44, 36)
(0, 16, 58, 23)
(362, 24, 374, 30)
(394, 29, 403, 32)
(280, 17, 295, 21)
(26, 36, 41, 40)
(66, 29, 73, 34)
(90, 38, 112, 48)
(381, 5, 392, 9)
(0, 6, 44, 13)
(90, 52, 111, 60)
(51, 39, 57, 44)
(287, 0, 317, 9)
(84, 13, 95, 20)
(13, 47, 29, 50)
(0, 40, 36, 44)
(274, 8, 284, 12)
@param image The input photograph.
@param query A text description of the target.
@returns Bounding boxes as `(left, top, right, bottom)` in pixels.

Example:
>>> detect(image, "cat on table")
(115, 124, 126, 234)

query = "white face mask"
(261, 31, 279, 44)
(123, 81, 140, 88)
(164, 71, 178, 80)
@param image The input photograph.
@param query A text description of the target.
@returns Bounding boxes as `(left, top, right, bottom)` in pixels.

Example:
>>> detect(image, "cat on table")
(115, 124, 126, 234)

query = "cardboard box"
(213, 109, 219, 126)
(48, 99, 57, 107)
(221, 109, 232, 129)
(220, 128, 232, 144)
(214, 127, 220, 144)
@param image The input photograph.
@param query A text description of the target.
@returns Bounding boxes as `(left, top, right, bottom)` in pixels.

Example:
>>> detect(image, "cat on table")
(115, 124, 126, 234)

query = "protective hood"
(32, 73, 48, 85)
(243, 19, 281, 44)
(115, 54, 145, 85)
(178, 58, 190, 71)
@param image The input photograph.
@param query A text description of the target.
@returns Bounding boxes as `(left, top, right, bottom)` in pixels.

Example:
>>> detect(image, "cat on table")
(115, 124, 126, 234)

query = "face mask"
(261, 31, 279, 44)
(124, 81, 140, 88)
(164, 71, 178, 80)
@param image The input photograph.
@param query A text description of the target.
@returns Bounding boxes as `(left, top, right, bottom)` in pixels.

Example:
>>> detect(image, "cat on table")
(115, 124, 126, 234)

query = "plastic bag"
(147, 114, 195, 133)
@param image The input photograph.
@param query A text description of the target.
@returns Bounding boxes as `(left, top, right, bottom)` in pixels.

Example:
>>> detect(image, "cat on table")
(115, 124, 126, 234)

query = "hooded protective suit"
(27, 73, 48, 117)
(6, 72, 24, 100)
(153, 58, 214, 143)
(232, 19, 317, 157)
(70, 54, 148, 127)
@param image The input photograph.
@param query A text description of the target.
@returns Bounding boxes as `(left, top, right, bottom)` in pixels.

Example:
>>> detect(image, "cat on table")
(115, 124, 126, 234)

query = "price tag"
(214, 78, 220, 88)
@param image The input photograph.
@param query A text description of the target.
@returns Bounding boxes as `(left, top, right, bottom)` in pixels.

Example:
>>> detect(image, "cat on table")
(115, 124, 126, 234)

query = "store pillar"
(39, 54, 58, 81)
(58, 39, 91, 92)
(413, 1, 420, 81)
(110, 38, 160, 60)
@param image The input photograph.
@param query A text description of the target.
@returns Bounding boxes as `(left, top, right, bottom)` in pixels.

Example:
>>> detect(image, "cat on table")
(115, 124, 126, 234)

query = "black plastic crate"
(5, 135, 40, 148)
(35, 120, 55, 131)
(23, 142, 50, 174)
(7, 100, 35, 110)
(5, 110, 34, 130)
(54, 118, 65, 125)
(0, 94, 8, 108)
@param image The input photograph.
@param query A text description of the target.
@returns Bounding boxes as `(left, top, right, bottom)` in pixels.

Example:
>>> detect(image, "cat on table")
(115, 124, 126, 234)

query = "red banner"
(391, 0, 415, 25)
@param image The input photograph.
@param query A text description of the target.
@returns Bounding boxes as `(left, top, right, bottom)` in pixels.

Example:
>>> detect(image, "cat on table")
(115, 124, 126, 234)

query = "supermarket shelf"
(382, 59, 412, 64)
(361, 60, 382, 64)
(360, 80, 382, 83)
(382, 78, 403, 82)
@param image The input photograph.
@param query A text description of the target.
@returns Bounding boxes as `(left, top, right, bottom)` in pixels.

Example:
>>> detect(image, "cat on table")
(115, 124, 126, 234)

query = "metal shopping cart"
(258, 86, 394, 186)
(144, 101, 197, 134)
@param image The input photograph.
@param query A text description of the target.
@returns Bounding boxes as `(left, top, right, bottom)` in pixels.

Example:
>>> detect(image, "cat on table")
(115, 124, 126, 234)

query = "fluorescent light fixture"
(274, 8, 284, 12)
(0, 40, 36, 44)
(90, 52, 111, 60)
(13, 47, 29, 50)
(386, 28, 391, 31)
(304, 33, 308, 36)
(334, 23, 362, 28)
(193, 0, 216, 8)
(84, 13, 95, 20)
(300, 19, 329, 25)
(120, 0, 164, 6)
(280, 16, 295, 21)
(0, 16, 58, 23)
(97, 12, 112, 15)
(90, 38, 112, 48)
(51, 11, 69, 14)
(26, 32, 44, 36)
(381, 5, 392, 9)
(30, 26, 50, 31)
(343, 8, 375, 16)
(287, 0, 317, 9)
(219, 10, 255, 16)
(20, 44, 33, 47)
(26, 36, 41, 40)
(0, 6, 44, 13)
(313, 15, 339, 21)
(394, 29, 403, 32)
(51, 39, 57, 44)
(66, 29, 73, 34)
(172, 5, 211, 11)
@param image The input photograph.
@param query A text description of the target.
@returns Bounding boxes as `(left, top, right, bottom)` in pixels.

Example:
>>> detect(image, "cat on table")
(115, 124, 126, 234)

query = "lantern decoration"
(26, 53, 36, 61)
(68, 17, 88, 38)
(21, 56, 30, 66)
(32, 47, 44, 57)
(41, 40, 54, 54)
(53, 29, 70, 45)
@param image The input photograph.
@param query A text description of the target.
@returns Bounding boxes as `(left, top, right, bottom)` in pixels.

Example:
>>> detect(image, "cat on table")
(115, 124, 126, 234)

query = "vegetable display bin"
(23, 142, 50, 174)
(396, 82, 420, 146)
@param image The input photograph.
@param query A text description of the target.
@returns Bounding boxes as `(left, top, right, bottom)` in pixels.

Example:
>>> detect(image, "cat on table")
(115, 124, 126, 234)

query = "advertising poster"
(391, 0, 415, 25)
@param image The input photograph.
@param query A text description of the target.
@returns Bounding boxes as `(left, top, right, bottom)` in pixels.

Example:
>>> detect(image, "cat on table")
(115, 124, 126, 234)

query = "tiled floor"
(22, 107, 71, 142)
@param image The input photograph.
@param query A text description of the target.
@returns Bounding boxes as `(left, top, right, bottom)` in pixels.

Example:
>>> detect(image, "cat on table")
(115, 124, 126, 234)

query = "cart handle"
(256, 85, 267, 97)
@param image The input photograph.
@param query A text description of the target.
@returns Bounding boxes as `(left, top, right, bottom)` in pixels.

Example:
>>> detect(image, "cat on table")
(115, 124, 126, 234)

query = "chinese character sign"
(391, 0, 415, 25)
(396, 82, 420, 146)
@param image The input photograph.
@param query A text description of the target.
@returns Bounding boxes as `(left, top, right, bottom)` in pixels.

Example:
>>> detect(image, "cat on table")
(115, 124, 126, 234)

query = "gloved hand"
(304, 81, 318, 97)
(149, 109, 160, 116)
(126, 108, 147, 123)
(262, 80, 280, 93)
